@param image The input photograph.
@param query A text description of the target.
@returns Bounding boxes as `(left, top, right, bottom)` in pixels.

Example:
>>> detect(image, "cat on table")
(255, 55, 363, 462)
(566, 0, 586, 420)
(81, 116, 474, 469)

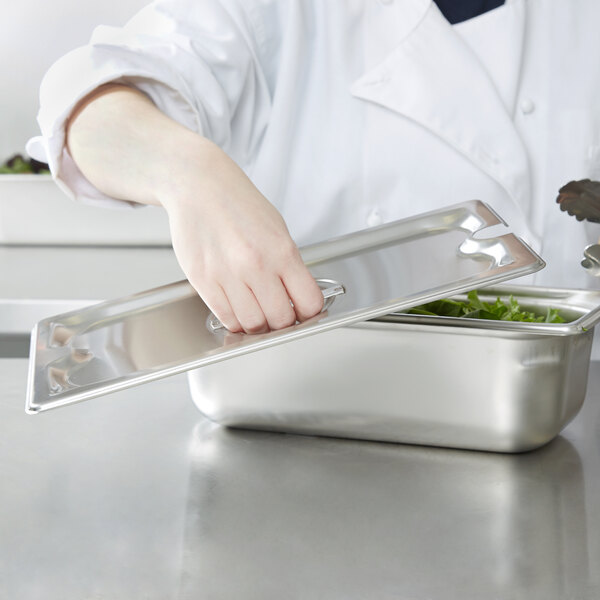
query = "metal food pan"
(189, 285, 600, 453)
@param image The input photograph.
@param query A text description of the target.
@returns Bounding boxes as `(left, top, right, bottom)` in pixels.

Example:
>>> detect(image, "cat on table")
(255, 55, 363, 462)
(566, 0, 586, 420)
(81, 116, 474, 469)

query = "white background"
(0, 0, 148, 162)
(0, 0, 172, 246)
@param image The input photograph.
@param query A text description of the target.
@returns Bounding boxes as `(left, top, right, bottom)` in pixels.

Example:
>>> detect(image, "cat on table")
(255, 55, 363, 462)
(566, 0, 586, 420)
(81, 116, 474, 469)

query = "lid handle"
(206, 279, 345, 332)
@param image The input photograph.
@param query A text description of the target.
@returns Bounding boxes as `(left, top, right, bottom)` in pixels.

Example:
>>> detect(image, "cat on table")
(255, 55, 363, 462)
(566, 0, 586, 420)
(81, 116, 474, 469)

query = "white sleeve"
(31, 0, 273, 208)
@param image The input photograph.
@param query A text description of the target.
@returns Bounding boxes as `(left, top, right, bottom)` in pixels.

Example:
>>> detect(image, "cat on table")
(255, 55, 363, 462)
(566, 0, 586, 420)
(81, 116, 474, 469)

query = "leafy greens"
(407, 290, 565, 323)
(0, 154, 50, 175)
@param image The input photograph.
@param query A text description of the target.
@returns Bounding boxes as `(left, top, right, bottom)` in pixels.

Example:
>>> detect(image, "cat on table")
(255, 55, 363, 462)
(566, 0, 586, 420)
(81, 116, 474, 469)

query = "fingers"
(281, 257, 324, 323)
(200, 278, 293, 335)
(194, 282, 243, 333)
(250, 276, 298, 331)
(197, 267, 322, 334)
(221, 279, 270, 334)
(204, 242, 322, 333)
(217, 271, 310, 333)
(243, 246, 323, 329)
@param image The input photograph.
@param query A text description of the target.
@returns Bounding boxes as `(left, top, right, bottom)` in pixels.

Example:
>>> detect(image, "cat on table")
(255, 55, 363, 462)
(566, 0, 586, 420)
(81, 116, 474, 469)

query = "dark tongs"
(557, 179, 600, 276)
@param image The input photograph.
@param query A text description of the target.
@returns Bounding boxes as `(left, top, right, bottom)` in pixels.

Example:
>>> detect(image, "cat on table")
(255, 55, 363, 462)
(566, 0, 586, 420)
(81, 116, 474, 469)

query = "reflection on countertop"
(179, 424, 592, 600)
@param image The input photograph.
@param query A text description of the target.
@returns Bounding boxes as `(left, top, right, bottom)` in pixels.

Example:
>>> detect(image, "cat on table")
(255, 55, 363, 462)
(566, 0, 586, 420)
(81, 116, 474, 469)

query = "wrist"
(155, 132, 233, 215)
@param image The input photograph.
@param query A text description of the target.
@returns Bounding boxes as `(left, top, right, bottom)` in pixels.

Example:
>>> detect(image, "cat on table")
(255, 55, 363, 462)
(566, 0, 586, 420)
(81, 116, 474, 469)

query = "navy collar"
(433, 0, 505, 24)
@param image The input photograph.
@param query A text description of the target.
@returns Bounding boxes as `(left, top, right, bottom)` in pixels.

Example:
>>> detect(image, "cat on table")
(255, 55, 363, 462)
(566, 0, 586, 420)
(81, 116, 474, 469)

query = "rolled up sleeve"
(33, 0, 272, 208)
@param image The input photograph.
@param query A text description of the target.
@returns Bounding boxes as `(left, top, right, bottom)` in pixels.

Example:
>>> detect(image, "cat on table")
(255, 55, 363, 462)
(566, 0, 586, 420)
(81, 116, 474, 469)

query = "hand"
(161, 139, 324, 333)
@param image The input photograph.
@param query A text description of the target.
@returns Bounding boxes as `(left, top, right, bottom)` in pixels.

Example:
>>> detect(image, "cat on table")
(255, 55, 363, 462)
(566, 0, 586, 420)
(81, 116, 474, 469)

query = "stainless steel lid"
(26, 200, 544, 413)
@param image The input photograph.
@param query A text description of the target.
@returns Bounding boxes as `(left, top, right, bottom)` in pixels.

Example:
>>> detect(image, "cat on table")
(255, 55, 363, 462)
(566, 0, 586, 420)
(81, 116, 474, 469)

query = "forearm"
(66, 84, 214, 208)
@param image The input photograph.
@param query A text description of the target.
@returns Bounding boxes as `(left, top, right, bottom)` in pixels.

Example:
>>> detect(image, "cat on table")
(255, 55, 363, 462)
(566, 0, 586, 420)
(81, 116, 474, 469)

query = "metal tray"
(188, 285, 600, 453)
(26, 200, 543, 413)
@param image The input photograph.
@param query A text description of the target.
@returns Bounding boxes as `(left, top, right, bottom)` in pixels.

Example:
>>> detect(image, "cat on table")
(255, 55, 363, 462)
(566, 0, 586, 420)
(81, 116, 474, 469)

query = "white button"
(520, 98, 535, 115)
(367, 210, 383, 227)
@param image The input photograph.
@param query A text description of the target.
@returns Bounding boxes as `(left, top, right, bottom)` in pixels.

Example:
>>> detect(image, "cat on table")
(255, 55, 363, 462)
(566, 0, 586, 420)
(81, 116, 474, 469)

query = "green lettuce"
(407, 290, 565, 323)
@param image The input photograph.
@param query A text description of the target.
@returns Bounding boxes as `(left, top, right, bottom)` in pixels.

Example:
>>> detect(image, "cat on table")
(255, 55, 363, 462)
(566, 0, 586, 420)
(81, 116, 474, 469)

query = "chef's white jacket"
(29, 0, 600, 288)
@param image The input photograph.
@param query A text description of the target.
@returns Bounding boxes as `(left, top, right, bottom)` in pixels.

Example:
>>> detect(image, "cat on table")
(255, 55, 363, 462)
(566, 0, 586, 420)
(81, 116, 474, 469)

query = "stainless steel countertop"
(2, 246, 600, 599)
